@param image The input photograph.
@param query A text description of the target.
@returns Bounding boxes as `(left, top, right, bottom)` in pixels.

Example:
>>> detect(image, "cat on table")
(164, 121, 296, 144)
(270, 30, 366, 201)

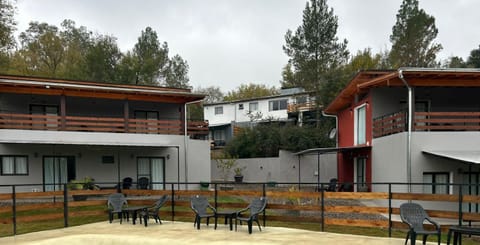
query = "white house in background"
(204, 87, 315, 147)
(0, 74, 210, 192)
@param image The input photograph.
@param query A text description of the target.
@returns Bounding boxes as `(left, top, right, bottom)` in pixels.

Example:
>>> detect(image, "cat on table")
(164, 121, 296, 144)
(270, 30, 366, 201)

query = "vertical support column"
(123, 100, 129, 133)
(60, 95, 66, 130)
(388, 183, 392, 237)
(321, 187, 325, 232)
(180, 105, 185, 135)
(171, 183, 175, 222)
(458, 185, 463, 226)
(64, 184, 69, 227)
(214, 183, 218, 210)
(12, 185, 16, 235)
(263, 183, 266, 227)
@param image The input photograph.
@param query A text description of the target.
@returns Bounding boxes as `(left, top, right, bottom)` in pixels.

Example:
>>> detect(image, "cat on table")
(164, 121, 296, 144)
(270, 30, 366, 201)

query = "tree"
(224, 83, 278, 102)
(444, 56, 467, 68)
(466, 45, 480, 68)
(163, 54, 190, 88)
(132, 27, 169, 85)
(58, 19, 92, 80)
(283, 0, 348, 127)
(389, 0, 442, 68)
(0, 0, 16, 52)
(17, 22, 65, 76)
(283, 0, 348, 92)
(84, 34, 122, 82)
(194, 86, 224, 104)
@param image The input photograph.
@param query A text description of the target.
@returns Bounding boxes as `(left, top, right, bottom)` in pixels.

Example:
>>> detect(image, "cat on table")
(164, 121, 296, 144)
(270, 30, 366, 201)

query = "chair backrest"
(151, 195, 168, 211)
(137, 177, 149, 189)
(191, 195, 213, 215)
(326, 178, 338, 192)
(400, 202, 429, 231)
(107, 193, 127, 212)
(247, 197, 267, 217)
(122, 177, 133, 189)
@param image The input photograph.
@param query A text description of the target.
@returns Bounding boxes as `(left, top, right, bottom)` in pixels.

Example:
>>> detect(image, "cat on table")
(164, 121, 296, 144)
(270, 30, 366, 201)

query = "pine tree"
(389, 0, 442, 67)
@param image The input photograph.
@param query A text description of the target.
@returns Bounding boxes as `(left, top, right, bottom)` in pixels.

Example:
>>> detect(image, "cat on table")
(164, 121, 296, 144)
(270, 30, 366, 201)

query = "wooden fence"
(0, 182, 479, 237)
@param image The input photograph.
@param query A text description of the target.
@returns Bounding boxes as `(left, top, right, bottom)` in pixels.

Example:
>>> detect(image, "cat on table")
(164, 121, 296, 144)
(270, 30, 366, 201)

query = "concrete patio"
(0, 221, 442, 245)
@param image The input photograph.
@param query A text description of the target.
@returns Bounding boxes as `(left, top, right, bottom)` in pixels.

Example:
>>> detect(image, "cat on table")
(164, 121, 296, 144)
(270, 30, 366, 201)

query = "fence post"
(321, 187, 325, 232)
(64, 184, 69, 227)
(171, 183, 175, 222)
(263, 183, 266, 228)
(388, 183, 392, 237)
(214, 183, 218, 210)
(458, 184, 463, 226)
(12, 185, 16, 235)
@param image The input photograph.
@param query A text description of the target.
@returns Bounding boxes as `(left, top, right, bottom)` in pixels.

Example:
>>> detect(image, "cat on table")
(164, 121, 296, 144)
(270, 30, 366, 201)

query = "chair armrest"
(425, 217, 440, 229)
(236, 207, 249, 216)
(208, 204, 217, 213)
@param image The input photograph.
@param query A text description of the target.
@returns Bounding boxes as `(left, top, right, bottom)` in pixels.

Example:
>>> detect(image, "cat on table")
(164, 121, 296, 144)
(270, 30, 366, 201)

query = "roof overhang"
(0, 74, 205, 103)
(422, 150, 480, 164)
(324, 68, 480, 114)
(294, 145, 371, 156)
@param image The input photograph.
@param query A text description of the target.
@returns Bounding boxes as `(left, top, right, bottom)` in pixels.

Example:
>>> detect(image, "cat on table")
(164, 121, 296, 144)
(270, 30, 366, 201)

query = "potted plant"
(234, 166, 246, 183)
(67, 176, 98, 201)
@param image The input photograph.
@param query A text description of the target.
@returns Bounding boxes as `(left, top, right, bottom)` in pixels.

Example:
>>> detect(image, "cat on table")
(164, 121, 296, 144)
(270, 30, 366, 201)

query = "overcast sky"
(14, 0, 480, 92)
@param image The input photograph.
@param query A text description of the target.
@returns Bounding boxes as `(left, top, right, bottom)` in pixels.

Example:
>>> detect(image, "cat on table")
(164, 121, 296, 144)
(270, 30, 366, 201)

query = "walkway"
(0, 221, 440, 245)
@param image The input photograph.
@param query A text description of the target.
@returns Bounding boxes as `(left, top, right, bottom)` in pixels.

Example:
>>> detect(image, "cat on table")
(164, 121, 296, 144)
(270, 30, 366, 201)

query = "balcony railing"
(287, 101, 316, 113)
(0, 113, 208, 138)
(373, 111, 480, 138)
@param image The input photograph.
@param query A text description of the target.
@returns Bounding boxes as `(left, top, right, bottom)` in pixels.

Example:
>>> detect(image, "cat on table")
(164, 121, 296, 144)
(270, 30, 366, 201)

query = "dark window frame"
(1, 155, 29, 176)
(423, 172, 450, 194)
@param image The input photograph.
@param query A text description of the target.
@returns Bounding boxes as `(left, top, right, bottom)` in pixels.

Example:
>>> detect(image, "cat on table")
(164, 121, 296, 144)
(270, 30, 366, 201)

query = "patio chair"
(235, 197, 267, 234)
(137, 177, 149, 189)
(107, 193, 128, 224)
(190, 195, 217, 230)
(141, 194, 168, 227)
(400, 202, 441, 245)
(326, 178, 338, 192)
(122, 177, 133, 189)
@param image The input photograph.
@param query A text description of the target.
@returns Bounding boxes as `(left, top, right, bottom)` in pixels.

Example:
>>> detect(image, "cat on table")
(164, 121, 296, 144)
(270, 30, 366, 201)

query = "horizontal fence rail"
(0, 182, 479, 237)
(0, 113, 208, 138)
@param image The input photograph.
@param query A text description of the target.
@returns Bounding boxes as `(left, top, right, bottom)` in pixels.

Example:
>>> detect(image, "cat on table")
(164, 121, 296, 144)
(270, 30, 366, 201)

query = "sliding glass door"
(137, 157, 165, 190)
(43, 156, 76, 191)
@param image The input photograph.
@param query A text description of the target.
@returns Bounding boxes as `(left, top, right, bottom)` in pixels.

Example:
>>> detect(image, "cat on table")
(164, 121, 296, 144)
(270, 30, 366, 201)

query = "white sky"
(14, 0, 480, 92)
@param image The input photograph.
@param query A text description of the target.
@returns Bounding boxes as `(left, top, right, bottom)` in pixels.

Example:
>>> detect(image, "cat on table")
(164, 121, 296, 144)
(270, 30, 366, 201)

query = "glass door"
(137, 157, 165, 190)
(43, 156, 75, 191)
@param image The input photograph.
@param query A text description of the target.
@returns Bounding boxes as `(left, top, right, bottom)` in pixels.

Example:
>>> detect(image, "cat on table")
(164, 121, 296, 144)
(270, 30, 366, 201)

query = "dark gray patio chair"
(235, 197, 267, 234)
(137, 177, 149, 189)
(400, 202, 441, 245)
(141, 194, 168, 227)
(107, 193, 127, 224)
(190, 195, 217, 230)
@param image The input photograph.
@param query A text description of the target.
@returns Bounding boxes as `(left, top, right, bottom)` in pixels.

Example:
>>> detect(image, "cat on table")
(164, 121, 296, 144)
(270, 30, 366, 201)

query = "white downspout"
(321, 111, 338, 148)
(398, 69, 413, 193)
(184, 98, 205, 189)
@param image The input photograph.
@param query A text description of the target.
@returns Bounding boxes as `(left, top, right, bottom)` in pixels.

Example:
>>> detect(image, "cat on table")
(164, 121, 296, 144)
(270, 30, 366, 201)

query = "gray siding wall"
(211, 150, 337, 184)
(372, 131, 480, 194)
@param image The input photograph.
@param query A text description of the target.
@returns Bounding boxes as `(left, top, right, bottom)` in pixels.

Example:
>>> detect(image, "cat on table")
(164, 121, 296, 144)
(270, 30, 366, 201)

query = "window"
(355, 104, 366, 145)
(137, 157, 165, 190)
(249, 102, 258, 111)
(423, 172, 449, 194)
(269, 99, 287, 111)
(238, 104, 244, 110)
(214, 106, 223, 115)
(30, 104, 59, 129)
(356, 157, 366, 186)
(1, 156, 28, 175)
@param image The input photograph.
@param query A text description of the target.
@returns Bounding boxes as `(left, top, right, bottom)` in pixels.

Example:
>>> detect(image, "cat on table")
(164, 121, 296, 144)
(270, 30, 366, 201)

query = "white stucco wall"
(211, 150, 337, 184)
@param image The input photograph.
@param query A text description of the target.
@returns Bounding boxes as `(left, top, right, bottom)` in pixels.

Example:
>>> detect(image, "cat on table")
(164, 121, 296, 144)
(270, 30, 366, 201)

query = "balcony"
(0, 113, 208, 138)
(373, 111, 480, 138)
(287, 101, 316, 113)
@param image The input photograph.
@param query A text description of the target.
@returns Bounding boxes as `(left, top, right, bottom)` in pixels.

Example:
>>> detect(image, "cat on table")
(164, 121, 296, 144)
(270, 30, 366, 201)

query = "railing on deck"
(0, 182, 479, 237)
(0, 113, 208, 138)
(287, 102, 316, 113)
(374, 111, 480, 138)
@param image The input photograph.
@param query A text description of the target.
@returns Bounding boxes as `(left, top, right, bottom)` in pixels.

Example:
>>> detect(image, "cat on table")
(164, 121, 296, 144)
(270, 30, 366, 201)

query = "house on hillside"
(0, 74, 210, 192)
(324, 68, 480, 195)
(204, 87, 316, 148)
